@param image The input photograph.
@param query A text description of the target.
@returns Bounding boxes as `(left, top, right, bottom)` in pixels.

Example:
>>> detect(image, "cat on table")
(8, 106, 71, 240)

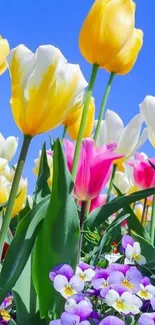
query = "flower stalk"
(94, 72, 115, 143)
(71, 64, 98, 181)
(0, 135, 32, 258)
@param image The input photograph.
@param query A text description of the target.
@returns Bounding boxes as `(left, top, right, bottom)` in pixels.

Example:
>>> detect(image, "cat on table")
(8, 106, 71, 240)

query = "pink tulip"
(90, 194, 107, 212)
(64, 138, 123, 201)
(129, 153, 155, 189)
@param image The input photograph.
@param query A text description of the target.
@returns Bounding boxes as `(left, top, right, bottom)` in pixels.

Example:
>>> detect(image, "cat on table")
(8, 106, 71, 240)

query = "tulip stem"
(94, 72, 115, 143)
(78, 201, 86, 262)
(85, 200, 91, 216)
(150, 194, 155, 245)
(141, 198, 147, 226)
(62, 126, 67, 140)
(71, 64, 99, 180)
(0, 135, 32, 258)
(106, 164, 117, 204)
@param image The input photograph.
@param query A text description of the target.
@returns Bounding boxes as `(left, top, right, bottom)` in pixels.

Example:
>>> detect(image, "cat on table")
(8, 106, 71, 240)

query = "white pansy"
(95, 110, 147, 158)
(125, 242, 146, 265)
(105, 289, 133, 314)
(75, 266, 95, 282)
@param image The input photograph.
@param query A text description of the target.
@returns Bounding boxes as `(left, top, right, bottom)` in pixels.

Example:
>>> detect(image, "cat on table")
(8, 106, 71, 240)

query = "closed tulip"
(129, 153, 155, 190)
(0, 175, 27, 217)
(6, 45, 88, 136)
(67, 97, 95, 140)
(33, 150, 53, 187)
(79, 0, 135, 67)
(104, 28, 143, 75)
(0, 36, 10, 75)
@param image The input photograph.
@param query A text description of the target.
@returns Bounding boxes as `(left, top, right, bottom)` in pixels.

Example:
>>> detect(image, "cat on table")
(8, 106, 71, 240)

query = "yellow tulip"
(79, 0, 135, 67)
(105, 29, 143, 74)
(0, 175, 27, 218)
(6, 45, 88, 136)
(33, 150, 53, 187)
(63, 107, 82, 127)
(0, 36, 10, 75)
(67, 97, 95, 140)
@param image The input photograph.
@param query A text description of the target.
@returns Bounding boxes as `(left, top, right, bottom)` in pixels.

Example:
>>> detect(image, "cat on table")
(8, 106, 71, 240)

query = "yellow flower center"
(138, 290, 151, 299)
(0, 310, 11, 321)
(115, 299, 126, 311)
(122, 279, 134, 290)
(64, 285, 75, 297)
(132, 253, 140, 261)
(79, 273, 86, 280)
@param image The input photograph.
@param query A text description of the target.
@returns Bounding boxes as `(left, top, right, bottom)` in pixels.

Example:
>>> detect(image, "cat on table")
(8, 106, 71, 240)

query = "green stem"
(94, 72, 115, 143)
(106, 164, 117, 204)
(71, 64, 99, 180)
(141, 198, 147, 226)
(62, 126, 67, 140)
(85, 200, 91, 216)
(78, 201, 86, 262)
(0, 135, 32, 258)
(150, 194, 155, 245)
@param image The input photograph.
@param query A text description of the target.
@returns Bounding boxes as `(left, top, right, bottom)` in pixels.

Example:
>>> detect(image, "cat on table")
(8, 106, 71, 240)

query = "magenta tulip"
(129, 153, 155, 189)
(64, 138, 123, 201)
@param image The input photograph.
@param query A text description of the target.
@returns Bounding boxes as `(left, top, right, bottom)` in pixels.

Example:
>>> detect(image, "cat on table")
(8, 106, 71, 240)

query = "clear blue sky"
(0, 0, 154, 193)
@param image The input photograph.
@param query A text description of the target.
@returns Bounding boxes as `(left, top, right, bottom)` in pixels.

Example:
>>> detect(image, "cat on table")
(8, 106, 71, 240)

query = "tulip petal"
(117, 114, 143, 156)
(105, 109, 124, 144)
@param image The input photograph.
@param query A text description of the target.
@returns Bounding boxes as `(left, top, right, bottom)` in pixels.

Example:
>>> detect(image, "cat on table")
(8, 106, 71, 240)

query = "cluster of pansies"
(49, 236, 155, 325)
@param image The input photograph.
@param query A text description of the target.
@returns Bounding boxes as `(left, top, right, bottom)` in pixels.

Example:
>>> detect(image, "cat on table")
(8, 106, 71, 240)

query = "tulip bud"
(104, 29, 143, 75)
(0, 36, 10, 75)
(67, 97, 95, 141)
(0, 175, 27, 218)
(33, 150, 53, 187)
(79, 0, 135, 67)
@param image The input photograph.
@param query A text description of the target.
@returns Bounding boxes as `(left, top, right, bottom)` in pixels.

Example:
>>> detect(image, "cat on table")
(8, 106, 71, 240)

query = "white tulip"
(95, 109, 147, 158)
(0, 133, 18, 161)
(140, 95, 155, 147)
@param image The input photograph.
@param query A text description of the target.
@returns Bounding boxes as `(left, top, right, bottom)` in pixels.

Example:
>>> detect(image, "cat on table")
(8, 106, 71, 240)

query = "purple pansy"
(91, 269, 111, 291)
(99, 316, 125, 325)
(121, 235, 134, 251)
(49, 264, 74, 281)
(108, 266, 142, 293)
(53, 274, 84, 299)
(65, 298, 93, 320)
(76, 263, 95, 282)
(138, 313, 155, 325)
(107, 264, 130, 275)
(50, 312, 91, 325)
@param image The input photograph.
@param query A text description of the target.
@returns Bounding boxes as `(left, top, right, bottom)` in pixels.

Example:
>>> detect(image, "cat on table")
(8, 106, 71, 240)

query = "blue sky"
(0, 0, 154, 193)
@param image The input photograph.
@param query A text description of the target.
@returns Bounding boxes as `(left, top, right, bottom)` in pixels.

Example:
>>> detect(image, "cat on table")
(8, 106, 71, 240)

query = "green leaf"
(12, 257, 46, 325)
(113, 185, 150, 240)
(33, 142, 51, 203)
(0, 196, 50, 303)
(33, 139, 80, 320)
(8, 320, 17, 325)
(86, 187, 155, 230)
(90, 212, 129, 265)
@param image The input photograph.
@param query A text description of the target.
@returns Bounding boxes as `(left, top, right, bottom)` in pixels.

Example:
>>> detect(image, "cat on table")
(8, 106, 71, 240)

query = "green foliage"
(33, 139, 80, 320)
(0, 196, 50, 304)
(86, 187, 155, 230)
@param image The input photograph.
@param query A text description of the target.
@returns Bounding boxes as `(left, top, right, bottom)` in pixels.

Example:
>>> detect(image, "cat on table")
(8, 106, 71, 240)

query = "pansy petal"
(70, 276, 84, 292)
(61, 312, 80, 325)
(53, 275, 68, 292)
(105, 289, 119, 306)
